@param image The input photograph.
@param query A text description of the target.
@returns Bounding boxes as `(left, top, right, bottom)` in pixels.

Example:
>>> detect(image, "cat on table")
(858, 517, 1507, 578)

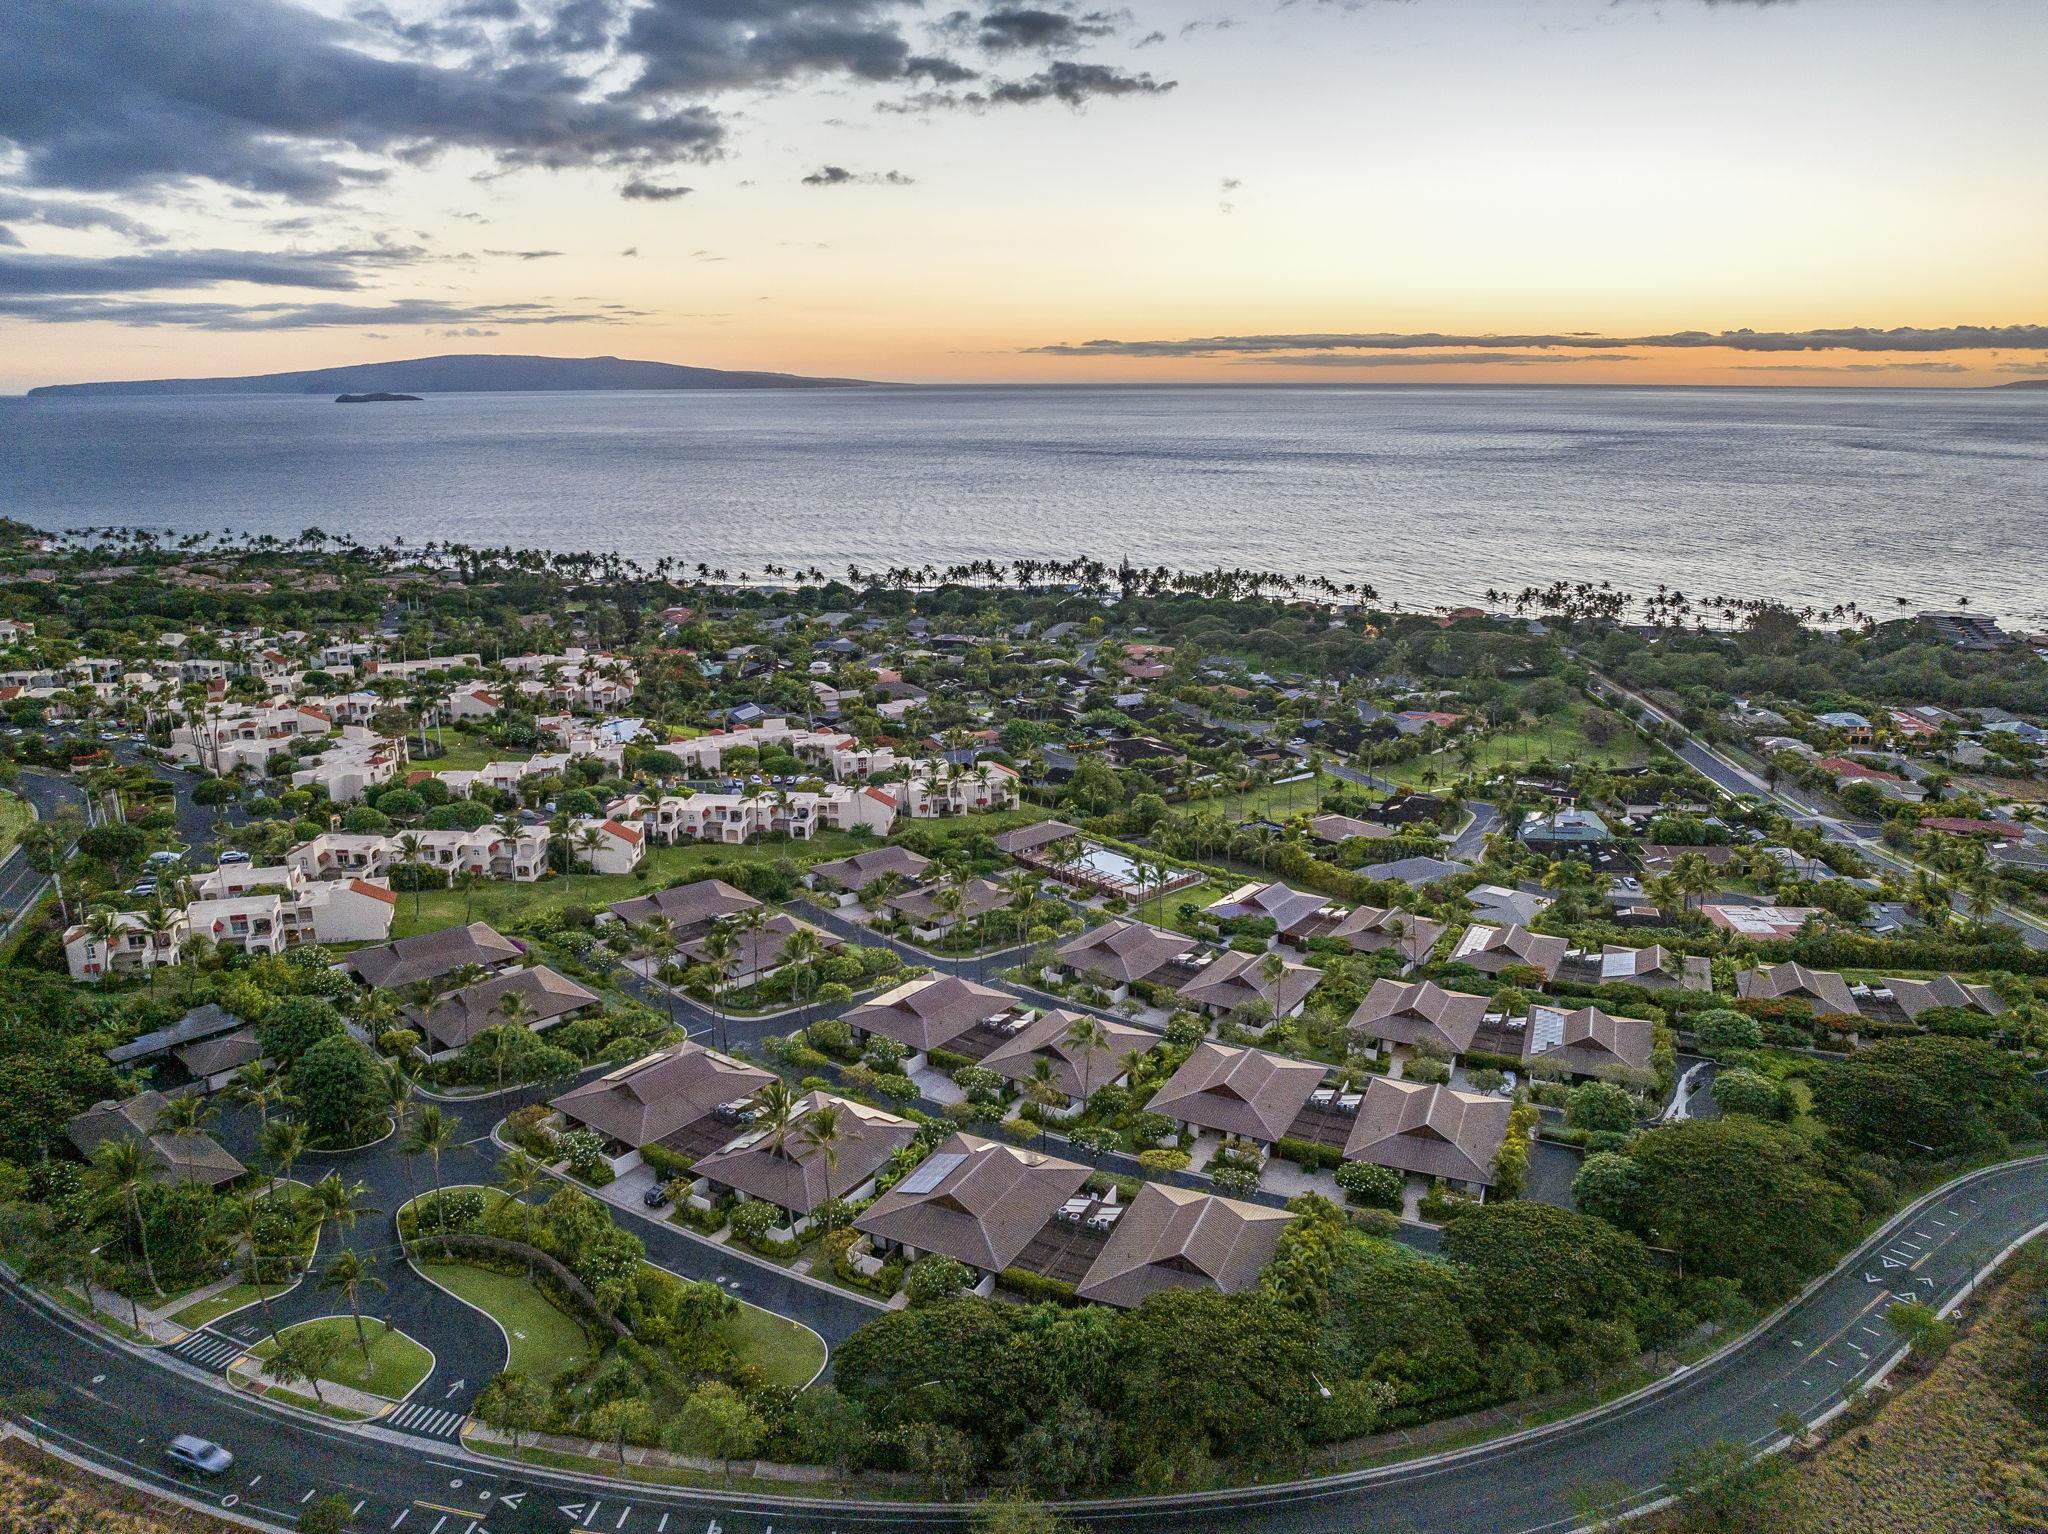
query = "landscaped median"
(231, 1315, 432, 1421)
(392, 1180, 827, 1462)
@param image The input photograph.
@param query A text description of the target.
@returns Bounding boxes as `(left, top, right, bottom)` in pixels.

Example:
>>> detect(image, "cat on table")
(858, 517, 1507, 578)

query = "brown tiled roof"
(693, 1092, 918, 1215)
(1055, 919, 1196, 985)
(1523, 1004, 1655, 1076)
(1075, 1184, 1291, 1309)
(1174, 949, 1321, 1015)
(808, 846, 931, 891)
(980, 1009, 1153, 1102)
(1344, 1079, 1511, 1186)
(1736, 962, 1858, 1016)
(1307, 813, 1392, 845)
(1599, 944, 1712, 991)
(65, 1092, 246, 1186)
(1146, 1043, 1327, 1143)
(1882, 974, 2007, 1020)
(843, 975, 1017, 1053)
(343, 921, 522, 989)
(884, 877, 1009, 926)
(1348, 979, 1487, 1055)
(1326, 907, 1446, 962)
(995, 820, 1083, 856)
(609, 878, 760, 932)
(1452, 923, 1569, 979)
(1203, 881, 1332, 937)
(551, 1042, 773, 1147)
(406, 964, 600, 1051)
(854, 1133, 1088, 1274)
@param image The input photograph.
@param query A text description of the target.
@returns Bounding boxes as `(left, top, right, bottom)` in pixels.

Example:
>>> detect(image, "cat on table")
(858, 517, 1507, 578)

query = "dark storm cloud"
(0, 0, 723, 202)
(1028, 326, 2048, 357)
(620, 178, 694, 200)
(0, 294, 633, 329)
(0, 244, 422, 295)
(801, 165, 916, 186)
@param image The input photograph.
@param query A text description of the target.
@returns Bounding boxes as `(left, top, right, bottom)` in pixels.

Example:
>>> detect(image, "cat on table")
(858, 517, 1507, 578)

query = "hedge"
(1276, 1135, 1345, 1171)
(997, 1267, 1082, 1305)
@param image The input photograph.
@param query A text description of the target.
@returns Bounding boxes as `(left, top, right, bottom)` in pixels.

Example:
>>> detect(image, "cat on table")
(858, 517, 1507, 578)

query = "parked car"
(217, 850, 251, 865)
(165, 1435, 234, 1475)
(642, 1182, 672, 1209)
(128, 881, 158, 898)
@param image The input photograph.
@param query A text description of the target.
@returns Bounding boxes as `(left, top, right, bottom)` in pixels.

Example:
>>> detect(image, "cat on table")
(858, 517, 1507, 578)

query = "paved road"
(7, 1153, 2043, 1534)
(1589, 674, 2048, 951)
(0, 769, 87, 928)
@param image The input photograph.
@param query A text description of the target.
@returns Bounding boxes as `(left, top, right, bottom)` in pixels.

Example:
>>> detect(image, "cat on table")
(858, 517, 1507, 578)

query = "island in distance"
(24, 352, 882, 398)
(335, 391, 420, 404)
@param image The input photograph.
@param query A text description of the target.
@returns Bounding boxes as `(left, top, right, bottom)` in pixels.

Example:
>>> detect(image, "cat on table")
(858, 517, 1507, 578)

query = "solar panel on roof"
(895, 1151, 966, 1195)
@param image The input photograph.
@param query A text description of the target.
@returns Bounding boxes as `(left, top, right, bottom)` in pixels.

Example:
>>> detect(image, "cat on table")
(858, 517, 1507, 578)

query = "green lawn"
(252, 1316, 433, 1400)
(0, 790, 29, 864)
(1379, 705, 1646, 788)
(1191, 769, 1349, 824)
(172, 1279, 294, 1330)
(421, 1260, 591, 1383)
(391, 808, 1056, 938)
(714, 1294, 827, 1390)
(420, 735, 524, 772)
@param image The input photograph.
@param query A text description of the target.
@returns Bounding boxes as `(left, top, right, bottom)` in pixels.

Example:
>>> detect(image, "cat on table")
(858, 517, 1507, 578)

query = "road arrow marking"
(499, 1494, 524, 1511)
(559, 1506, 584, 1520)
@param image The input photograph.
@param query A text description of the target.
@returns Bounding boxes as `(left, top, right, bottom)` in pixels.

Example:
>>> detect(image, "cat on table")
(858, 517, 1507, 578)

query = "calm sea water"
(2, 385, 2043, 623)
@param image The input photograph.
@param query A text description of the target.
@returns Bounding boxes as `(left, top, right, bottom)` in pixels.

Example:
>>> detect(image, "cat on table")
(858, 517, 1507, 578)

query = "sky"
(2, 0, 2046, 391)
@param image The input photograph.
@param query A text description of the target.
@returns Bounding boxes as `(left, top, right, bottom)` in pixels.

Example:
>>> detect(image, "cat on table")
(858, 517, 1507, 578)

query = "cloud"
(1028, 325, 2048, 357)
(0, 294, 637, 329)
(901, 59, 1174, 109)
(483, 248, 564, 260)
(620, 245, 639, 257)
(0, 244, 421, 295)
(620, 178, 693, 201)
(801, 165, 916, 186)
(1725, 361, 1970, 374)
(1, 0, 723, 202)
(946, 6, 1122, 53)
(0, 191, 161, 241)
(623, 0, 930, 95)
(1233, 351, 1642, 367)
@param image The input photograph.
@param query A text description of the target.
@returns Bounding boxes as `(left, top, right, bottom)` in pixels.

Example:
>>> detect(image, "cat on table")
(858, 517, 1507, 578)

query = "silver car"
(165, 1434, 234, 1475)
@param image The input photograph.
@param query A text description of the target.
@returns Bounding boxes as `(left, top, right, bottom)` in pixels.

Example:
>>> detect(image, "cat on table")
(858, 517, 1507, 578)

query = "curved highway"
(8, 1152, 2043, 1534)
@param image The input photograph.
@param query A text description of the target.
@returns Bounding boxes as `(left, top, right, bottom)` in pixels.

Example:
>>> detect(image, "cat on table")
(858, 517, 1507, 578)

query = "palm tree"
(757, 1080, 798, 1157)
(495, 1149, 543, 1266)
(222, 1192, 287, 1343)
(699, 926, 739, 1051)
(1060, 1014, 1110, 1100)
(380, 1060, 420, 1253)
(796, 1103, 844, 1199)
(490, 992, 536, 1095)
(89, 1139, 162, 1298)
(779, 926, 824, 1026)
(572, 825, 606, 888)
(403, 1106, 456, 1254)
(395, 832, 427, 919)
(312, 1173, 376, 1247)
(319, 1249, 386, 1371)
(259, 1117, 308, 1199)
(1258, 951, 1291, 1021)
(455, 868, 484, 923)
(155, 1092, 213, 1139)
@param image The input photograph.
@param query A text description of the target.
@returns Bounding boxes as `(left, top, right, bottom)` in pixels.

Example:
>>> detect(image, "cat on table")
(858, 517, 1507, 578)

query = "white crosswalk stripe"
(388, 1403, 466, 1437)
(171, 1332, 242, 1370)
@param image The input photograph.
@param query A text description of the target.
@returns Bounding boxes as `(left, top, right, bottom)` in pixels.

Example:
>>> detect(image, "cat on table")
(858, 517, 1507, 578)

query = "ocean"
(2, 385, 2043, 623)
